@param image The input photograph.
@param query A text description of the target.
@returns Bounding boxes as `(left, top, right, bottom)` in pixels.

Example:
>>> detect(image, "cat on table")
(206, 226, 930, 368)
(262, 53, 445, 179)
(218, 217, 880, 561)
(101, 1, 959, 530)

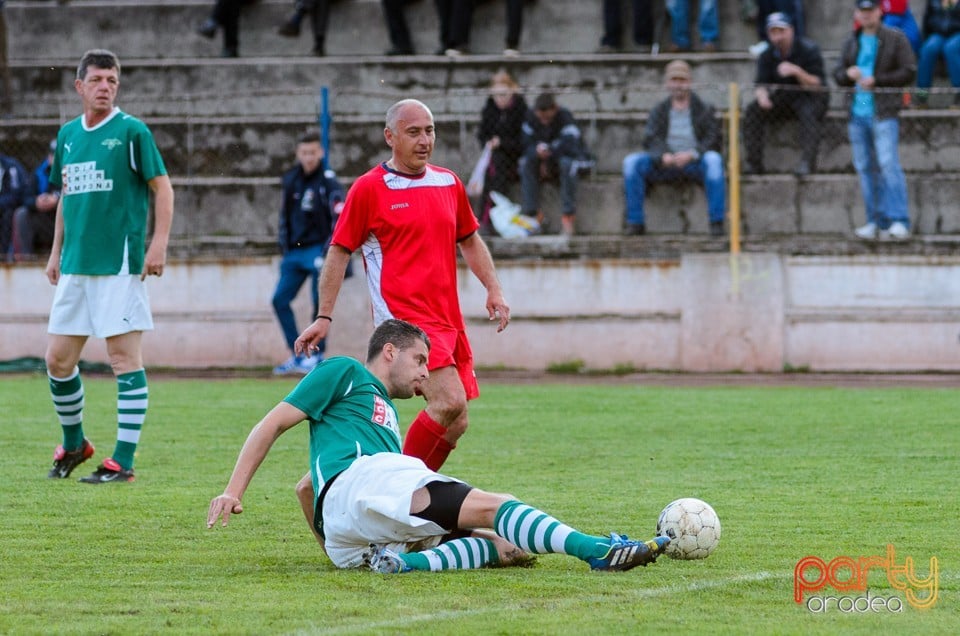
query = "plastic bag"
(489, 191, 540, 239)
(466, 145, 492, 197)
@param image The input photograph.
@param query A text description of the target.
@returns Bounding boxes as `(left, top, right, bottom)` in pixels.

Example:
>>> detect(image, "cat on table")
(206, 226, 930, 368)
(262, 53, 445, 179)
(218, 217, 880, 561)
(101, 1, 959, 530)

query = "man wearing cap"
(834, 0, 916, 240)
(12, 139, 60, 259)
(621, 60, 726, 236)
(743, 10, 828, 176)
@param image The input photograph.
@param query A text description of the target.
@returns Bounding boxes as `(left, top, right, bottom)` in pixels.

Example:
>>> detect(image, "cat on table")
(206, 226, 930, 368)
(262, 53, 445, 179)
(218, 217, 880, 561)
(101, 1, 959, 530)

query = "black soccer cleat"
(78, 457, 135, 484)
(48, 438, 95, 479)
(588, 533, 670, 571)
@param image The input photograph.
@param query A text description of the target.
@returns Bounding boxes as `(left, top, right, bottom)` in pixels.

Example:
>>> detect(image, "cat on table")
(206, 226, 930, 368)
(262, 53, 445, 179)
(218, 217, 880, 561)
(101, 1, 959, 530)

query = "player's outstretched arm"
(458, 233, 510, 332)
(207, 402, 307, 528)
(295, 245, 351, 356)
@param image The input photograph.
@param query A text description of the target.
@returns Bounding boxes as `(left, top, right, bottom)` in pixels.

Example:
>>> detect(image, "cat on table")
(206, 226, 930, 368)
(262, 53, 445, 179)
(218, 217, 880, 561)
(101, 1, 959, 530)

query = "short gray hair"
(385, 99, 433, 133)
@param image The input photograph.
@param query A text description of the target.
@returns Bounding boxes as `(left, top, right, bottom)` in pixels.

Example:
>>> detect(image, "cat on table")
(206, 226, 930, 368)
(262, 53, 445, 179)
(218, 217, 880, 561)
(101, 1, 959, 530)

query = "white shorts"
(322, 453, 464, 569)
(48, 274, 154, 338)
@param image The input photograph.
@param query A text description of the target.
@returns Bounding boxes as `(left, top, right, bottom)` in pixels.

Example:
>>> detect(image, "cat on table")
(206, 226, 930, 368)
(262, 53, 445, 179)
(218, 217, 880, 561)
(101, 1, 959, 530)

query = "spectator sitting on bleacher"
(519, 93, 589, 236)
(750, 0, 805, 57)
(915, 0, 960, 107)
(622, 60, 725, 237)
(836, 0, 917, 240)
(196, 0, 257, 57)
(597, 0, 654, 53)
(0, 147, 28, 261)
(276, 0, 335, 56)
(381, 0, 415, 55)
(881, 1, 921, 52)
(743, 11, 828, 176)
(502, 0, 526, 56)
(12, 140, 59, 260)
(435, 0, 474, 56)
(475, 69, 528, 234)
(666, 0, 720, 52)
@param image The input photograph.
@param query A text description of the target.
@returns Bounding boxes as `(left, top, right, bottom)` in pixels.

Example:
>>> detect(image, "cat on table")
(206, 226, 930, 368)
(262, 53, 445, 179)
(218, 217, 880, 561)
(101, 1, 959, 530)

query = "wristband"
(316, 315, 333, 322)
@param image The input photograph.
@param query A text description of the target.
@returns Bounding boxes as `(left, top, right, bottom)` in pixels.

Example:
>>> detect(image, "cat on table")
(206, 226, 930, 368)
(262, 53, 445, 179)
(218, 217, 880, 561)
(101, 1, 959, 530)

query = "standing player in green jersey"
(44, 49, 174, 484)
(208, 319, 669, 573)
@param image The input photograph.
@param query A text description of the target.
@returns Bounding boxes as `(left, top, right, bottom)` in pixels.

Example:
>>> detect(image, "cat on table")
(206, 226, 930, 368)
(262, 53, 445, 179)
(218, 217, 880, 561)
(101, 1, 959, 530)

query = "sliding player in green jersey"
(208, 319, 669, 573)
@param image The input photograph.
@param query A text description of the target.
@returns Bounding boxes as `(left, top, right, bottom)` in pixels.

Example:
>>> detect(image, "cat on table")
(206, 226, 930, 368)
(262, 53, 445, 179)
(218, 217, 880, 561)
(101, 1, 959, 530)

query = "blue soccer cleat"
(588, 533, 670, 571)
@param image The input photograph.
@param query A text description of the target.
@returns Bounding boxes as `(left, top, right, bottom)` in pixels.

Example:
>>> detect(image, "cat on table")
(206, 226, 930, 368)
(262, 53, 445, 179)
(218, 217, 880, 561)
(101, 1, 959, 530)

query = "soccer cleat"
(363, 544, 412, 574)
(78, 457, 135, 484)
(48, 438, 95, 479)
(588, 533, 670, 571)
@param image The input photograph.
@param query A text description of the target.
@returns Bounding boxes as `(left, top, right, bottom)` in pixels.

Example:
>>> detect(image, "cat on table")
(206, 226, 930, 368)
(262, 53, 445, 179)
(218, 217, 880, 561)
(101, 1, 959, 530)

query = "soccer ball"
(655, 498, 721, 560)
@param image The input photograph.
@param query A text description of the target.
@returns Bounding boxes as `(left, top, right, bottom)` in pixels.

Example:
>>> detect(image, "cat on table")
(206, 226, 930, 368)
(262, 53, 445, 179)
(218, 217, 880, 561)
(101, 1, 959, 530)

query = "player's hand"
(142, 244, 167, 281)
(207, 494, 243, 528)
(294, 318, 332, 356)
(45, 254, 60, 285)
(487, 292, 511, 333)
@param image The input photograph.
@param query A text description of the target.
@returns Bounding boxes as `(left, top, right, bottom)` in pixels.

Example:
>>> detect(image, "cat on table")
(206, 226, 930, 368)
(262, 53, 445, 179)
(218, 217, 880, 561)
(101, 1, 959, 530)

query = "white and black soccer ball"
(655, 498, 721, 560)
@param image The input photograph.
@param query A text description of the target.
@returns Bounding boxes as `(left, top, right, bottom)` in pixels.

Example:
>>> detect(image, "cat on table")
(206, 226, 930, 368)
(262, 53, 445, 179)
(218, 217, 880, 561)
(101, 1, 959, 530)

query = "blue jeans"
(272, 244, 326, 356)
(665, 0, 718, 48)
(622, 150, 726, 226)
(519, 155, 578, 216)
(847, 117, 909, 228)
(882, 12, 920, 54)
(917, 33, 960, 89)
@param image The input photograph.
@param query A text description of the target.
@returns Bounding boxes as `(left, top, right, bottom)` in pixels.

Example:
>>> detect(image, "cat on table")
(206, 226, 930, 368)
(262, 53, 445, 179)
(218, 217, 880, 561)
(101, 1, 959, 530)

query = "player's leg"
(45, 333, 93, 478)
(488, 493, 669, 571)
(77, 329, 146, 483)
(295, 471, 327, 549)
(402, 365, 466, 470)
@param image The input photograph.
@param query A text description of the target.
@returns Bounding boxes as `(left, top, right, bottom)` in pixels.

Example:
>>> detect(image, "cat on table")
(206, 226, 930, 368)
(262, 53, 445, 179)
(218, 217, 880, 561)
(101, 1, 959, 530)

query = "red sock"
(402, 411, 453, 471)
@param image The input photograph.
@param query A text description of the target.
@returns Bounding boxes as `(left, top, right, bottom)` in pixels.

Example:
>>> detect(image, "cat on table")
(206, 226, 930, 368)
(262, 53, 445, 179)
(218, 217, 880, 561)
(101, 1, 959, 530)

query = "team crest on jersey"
(101, 138, 123, 150)
(371, 395, 400, 436)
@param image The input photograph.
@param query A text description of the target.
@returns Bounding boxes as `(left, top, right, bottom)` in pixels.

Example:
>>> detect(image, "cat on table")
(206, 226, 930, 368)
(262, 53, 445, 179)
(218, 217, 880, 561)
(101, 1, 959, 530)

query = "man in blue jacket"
(272, 130, 345, 375)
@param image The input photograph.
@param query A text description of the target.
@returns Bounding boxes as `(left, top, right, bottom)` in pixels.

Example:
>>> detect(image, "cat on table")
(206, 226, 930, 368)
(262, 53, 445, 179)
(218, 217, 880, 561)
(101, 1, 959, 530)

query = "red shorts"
(425, 326, 479, 400)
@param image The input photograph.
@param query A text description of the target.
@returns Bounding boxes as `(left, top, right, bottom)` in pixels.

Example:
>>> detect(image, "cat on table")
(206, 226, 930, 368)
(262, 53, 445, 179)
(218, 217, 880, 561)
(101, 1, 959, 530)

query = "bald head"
(384, 99, 436, 174)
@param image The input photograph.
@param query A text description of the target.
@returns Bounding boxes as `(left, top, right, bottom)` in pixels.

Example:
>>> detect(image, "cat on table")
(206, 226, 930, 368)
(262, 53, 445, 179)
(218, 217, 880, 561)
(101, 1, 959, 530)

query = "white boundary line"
(293, 571, 780, 636)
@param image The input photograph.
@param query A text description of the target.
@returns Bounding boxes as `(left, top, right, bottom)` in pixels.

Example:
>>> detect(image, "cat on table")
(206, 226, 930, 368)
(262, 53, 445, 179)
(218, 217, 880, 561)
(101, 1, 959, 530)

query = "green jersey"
(49, 107, 168, 275)
(284, 357, 402, 496)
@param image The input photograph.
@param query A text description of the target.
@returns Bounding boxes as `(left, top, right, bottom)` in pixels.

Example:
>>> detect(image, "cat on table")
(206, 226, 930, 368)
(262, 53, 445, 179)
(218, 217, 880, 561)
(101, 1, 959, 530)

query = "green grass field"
(1, 374, 956, 635)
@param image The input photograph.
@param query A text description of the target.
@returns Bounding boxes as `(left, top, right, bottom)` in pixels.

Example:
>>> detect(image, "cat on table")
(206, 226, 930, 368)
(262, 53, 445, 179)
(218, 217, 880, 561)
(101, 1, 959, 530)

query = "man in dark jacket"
(743, 11, 828, 176)
(622, 59, 726, 236)
(0, 149, 28, 260)
(519, 93, 590, 236)
(835, 0, 917, 240)
(272, 130, 345, 375)
(13, 139, 59, 259)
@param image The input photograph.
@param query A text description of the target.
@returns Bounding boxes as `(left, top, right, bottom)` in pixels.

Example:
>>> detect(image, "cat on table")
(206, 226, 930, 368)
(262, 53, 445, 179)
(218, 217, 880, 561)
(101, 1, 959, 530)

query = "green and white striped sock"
(112, 369, 148, 470)
(49, 367, 84, 450)
(400, 537, 498, 571)
(494, 500, 610, 562)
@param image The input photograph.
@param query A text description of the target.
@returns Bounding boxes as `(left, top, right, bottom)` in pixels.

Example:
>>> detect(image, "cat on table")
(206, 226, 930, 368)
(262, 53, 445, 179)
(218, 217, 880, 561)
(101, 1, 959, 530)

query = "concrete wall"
(4, 253, 959, 371)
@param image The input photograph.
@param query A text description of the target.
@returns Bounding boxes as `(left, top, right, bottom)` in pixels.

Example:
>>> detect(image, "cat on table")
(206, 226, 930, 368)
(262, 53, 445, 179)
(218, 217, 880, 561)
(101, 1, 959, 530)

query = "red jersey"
(332, 162, 479, 332)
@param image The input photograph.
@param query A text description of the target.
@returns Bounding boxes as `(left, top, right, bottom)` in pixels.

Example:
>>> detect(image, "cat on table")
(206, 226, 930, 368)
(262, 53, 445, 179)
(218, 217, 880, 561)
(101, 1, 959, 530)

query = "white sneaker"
(502, 48, 520, 57)
(273, 355, 300, 376)
(854, 222, 878, 239)
(748, 41, 769, 58)
(887, 221, 910, 240)
(296, 354, 321, 373)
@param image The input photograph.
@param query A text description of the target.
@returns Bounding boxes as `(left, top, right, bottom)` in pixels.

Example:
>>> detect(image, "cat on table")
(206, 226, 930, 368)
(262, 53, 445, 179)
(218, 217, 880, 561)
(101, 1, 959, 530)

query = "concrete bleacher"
(3, 0, 958, 246)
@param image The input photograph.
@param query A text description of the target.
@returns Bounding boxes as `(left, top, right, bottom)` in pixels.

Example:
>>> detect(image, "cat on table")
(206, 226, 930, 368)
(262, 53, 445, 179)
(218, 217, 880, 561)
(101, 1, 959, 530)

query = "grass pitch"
(1, 375, 956, 635)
